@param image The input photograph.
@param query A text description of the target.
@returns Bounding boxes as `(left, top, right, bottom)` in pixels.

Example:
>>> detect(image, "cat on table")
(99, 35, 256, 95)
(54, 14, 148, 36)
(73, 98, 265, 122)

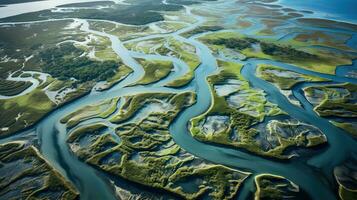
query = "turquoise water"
(280, 0, 357, 23)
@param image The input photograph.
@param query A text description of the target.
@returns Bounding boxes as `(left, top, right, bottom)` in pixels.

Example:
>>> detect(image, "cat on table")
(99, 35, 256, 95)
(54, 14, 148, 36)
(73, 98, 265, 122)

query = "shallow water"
(279, 0, 357, 23)
(0, 0, 109, 19)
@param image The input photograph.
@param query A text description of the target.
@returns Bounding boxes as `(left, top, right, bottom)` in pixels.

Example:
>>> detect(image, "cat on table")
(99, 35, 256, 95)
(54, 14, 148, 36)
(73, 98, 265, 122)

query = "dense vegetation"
(204, 36, 317, 59)
(260, 42, 316, 59)
(39, 43, 118, 82)
(204, 37, 259, 50)
(0, 61, 22, 79)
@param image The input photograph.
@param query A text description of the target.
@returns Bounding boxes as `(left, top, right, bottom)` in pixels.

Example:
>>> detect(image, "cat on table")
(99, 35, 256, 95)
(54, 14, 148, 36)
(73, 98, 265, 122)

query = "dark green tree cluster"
(260, 42, 316, 59)
(205, 37, 259, 50)
(39, 43, 118, 82)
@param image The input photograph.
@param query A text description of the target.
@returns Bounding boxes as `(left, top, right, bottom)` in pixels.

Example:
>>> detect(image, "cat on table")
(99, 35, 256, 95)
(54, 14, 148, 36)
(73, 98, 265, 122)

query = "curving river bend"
(1, 1, 357, 200)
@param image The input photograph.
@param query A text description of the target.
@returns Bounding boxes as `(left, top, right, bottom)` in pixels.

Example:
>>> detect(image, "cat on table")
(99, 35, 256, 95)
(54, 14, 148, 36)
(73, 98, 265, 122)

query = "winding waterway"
(1, 0, 357, 200)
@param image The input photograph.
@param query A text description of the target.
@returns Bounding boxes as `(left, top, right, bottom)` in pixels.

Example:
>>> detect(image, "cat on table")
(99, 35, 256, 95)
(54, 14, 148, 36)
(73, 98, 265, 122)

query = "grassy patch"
(257, 64, 327, 90)
(162, 38, 200, 87)
(292, 31, 354, 52)
(199, 31, 355, 74)
(61, 97, 119, 128)
(157, 21, 188, 32)
(304, 83, 357, 118)
(67, 123, 108, 143)
(180, 25, 224, 38)
(110, 93, 175, 124)
(254, 174, 302, 200)
(125, 37, 200, 87)
(304, 83, 357, 138)
(0, 88, 55, 137)
(0, 79, 33, 96)
(133, 59, 173, 85)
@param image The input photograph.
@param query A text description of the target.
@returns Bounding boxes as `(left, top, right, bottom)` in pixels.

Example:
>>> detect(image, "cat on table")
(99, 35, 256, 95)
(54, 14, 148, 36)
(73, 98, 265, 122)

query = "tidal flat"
(0, 0, 357, 199)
